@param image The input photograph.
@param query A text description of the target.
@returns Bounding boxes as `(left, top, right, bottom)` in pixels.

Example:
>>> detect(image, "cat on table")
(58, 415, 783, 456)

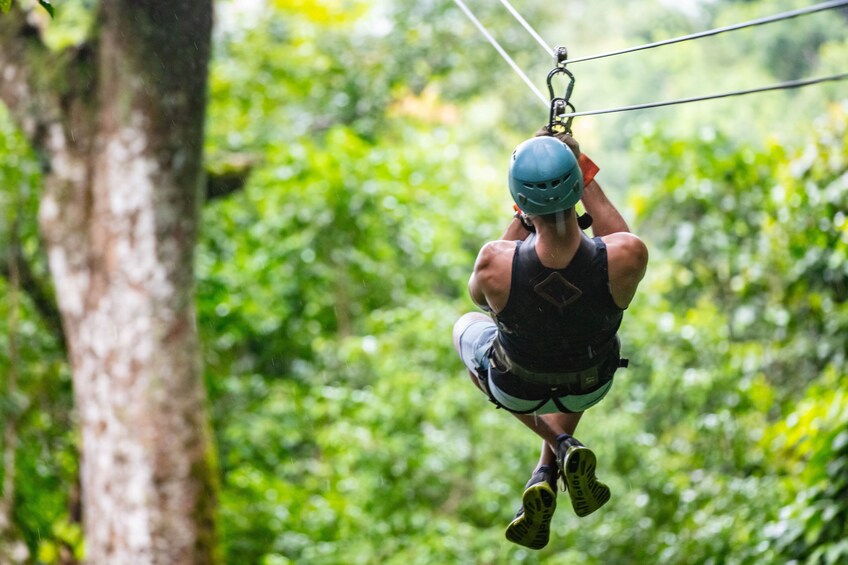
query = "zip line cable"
(497, 0, 554, 56)
(567, 0, 848, 65)
(453, 0, 848, 117)
(451, 0, 548, 105)
(558, 72, 848, 118)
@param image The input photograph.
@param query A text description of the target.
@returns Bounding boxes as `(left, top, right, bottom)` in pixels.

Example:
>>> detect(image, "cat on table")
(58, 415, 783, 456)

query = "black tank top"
(494, 233, 623, 372)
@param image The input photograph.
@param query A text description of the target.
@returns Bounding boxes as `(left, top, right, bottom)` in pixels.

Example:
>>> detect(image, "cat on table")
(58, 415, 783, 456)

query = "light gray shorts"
(455, 313, 614, 414)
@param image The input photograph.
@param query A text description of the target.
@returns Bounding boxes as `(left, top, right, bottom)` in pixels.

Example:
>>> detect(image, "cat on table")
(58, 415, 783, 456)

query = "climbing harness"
(452, 0, 848, 127)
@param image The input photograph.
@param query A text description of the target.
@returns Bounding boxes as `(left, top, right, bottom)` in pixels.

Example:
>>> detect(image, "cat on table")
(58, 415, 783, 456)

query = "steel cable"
(497, 0, 554, 56)
(452, 0, 848, 116)
(567, 0, 848, 65)
(452, 0, 548, 105)
(558, 72, 848, 118)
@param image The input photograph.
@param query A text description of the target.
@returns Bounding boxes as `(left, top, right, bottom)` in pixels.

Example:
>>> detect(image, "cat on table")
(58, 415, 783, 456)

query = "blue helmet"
(508, 136, 583, 215)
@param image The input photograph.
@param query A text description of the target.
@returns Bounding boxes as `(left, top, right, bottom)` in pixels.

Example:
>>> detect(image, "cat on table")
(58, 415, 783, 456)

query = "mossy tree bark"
(0, 3, 218, 564)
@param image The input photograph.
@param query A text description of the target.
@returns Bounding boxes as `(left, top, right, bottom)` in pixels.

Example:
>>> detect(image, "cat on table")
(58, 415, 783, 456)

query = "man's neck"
(532, 213, 582, 269)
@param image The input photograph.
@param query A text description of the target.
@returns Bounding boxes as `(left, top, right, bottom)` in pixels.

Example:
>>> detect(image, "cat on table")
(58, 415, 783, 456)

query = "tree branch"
(0, 5, 98, 162)
(205, 154, 259, 201)
(206, 168, 249, 201)
(0, 6, 58, 147)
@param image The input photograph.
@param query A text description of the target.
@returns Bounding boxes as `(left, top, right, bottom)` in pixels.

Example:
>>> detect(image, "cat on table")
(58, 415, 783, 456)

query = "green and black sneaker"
(556, 434, 611, 518)
(504, 465, 558, 550)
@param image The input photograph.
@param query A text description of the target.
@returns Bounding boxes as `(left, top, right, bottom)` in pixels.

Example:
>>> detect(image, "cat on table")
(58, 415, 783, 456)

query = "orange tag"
(578, 154, 600, 186)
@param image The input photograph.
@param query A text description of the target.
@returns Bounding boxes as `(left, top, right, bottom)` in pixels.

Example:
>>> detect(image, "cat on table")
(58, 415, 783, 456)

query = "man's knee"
(452, 311, 491, 352)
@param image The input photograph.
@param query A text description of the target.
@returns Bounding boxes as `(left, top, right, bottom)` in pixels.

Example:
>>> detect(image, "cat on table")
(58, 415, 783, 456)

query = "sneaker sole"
(504, 481, 557, 550)
(563, 446, 610, 517)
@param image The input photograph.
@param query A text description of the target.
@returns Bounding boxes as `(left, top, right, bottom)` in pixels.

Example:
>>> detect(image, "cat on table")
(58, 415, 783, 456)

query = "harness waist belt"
(490, 337, 622, 388)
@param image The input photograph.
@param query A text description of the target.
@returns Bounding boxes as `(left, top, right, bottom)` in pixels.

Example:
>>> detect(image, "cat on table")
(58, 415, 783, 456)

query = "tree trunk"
(2, 2, 217, 563)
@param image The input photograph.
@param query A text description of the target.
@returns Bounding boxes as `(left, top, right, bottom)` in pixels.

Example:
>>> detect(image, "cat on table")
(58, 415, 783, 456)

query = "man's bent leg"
(505, 412, 584, 549)
(511, 411, 583, 454)
(453, 312, 496, 395)
(515, 410, 609, 517)
(452, 312, 491, 354)
(531, 412, 583, 468)
(546, 412, 610, 517)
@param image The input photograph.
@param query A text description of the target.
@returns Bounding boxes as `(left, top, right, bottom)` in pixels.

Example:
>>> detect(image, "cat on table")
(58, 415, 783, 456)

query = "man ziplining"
(446, 0, 848, 553)
(452, 129, 648, 549)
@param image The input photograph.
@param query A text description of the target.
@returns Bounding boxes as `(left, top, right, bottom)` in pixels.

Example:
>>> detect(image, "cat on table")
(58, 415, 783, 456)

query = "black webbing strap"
(478, 366, 550, 414)
(491, 337, 618, 388)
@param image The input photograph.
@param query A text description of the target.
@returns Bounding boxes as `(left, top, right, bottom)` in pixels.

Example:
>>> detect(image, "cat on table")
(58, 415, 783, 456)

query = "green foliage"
(198, 124, 493, 376)
(2, 0, 847, 563)
(611, 103, 848, 564)
(634, 105, 847, 402)
(38, 0, 52, 17)
(0, 0, 54, 17)
(761, 373, 848, 564)
(197, 119, 509, 563)
(0, 108, 76, 561)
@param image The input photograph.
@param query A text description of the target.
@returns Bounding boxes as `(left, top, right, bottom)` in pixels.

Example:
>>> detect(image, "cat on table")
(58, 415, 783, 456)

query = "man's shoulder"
(481, 239, 519, 255)
(476, 239, 518, 268)
(472, 239, 518, 311)
(601, 233, 648, 270)
(601, 232, 648, 308)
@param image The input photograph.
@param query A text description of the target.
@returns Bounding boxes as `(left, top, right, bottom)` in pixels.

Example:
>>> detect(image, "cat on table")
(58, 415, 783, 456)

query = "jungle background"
(0, 0, 846, 563)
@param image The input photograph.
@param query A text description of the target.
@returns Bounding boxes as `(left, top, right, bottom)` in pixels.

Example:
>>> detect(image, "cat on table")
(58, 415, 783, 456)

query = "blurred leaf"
(38, 0, 53, 17)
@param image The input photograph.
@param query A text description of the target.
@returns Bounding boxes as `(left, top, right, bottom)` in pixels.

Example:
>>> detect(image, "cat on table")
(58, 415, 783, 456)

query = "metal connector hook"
(547, 46, 577, 133)
(555, 45, 568, 67)
(548, 99, 576, 134)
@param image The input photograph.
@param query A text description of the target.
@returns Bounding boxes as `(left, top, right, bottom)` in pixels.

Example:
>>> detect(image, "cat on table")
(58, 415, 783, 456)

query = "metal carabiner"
(546, 66, 575, 104)
(548, 98, 576, 134)
(546, 45, 576, 133)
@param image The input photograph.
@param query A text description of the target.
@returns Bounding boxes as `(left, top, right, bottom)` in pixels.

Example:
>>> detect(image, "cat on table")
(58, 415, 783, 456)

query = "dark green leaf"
(38, 0, 53, 17)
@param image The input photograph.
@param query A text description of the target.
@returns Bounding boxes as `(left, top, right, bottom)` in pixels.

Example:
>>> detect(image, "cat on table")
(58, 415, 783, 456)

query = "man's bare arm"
(468, 241, 516, 313)
(605, 233, 648, 308)
(468, 243, 495, 310)
(501, 215, 533, 241)
(581, 179, 630, 236)
(534, 127, 629, 237)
